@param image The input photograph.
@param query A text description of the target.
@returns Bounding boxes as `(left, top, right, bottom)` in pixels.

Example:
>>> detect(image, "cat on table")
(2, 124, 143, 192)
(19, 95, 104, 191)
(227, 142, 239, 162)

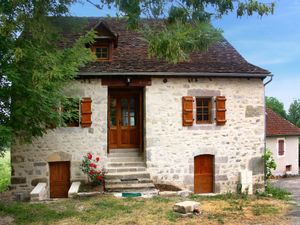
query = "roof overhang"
(266, 134, 300, 137)
(77, 72, 271, 79)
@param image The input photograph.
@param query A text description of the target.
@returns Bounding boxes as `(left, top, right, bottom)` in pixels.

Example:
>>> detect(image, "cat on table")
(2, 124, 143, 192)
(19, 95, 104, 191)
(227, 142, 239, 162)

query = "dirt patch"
(0, 216, 14, 225)
(155, 184, 182, 192)
(79, 183, 104, 193)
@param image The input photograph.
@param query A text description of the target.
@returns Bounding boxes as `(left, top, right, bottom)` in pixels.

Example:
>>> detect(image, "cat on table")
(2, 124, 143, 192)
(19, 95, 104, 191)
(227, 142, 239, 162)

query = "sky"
(70, 0, 300, 110)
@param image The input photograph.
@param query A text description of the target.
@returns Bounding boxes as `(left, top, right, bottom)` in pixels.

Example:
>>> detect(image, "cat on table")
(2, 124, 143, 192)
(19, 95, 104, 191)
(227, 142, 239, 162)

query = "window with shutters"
(196, 97, 212, 124)
(81, 97, 92, 128)
(277, 139, 285, 156)
(61, 98, 80, 127)
(182, 95, 226, 127)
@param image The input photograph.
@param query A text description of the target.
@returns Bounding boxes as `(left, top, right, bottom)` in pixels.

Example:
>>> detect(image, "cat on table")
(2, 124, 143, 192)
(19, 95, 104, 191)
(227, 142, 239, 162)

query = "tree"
(266, 97, 287, 119)
(88, 0, 275, 63)
(288, 99, 300, 128)
(0, 1, 95, 155)
(0, 0, 275, 156)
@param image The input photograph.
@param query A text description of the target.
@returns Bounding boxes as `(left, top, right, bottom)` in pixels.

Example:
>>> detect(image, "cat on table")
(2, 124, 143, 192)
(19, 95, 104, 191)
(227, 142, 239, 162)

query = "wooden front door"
(194, 155, 214, 193)
(49, 161, 70, 198)
(108, 89, 141, 149)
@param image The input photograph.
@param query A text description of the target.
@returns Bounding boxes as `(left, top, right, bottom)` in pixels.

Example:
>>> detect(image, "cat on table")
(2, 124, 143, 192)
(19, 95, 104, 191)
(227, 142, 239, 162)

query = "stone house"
(11, 18, 271, 199)
(266, 108, 300, 176)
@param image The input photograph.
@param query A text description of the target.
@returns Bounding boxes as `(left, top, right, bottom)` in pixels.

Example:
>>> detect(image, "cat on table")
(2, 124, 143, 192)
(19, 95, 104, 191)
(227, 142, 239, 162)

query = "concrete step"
(108, 157, 144, 162)
(107, 162, 146, 168)
(107, 167, 146, 173)
(106, 182, 155, 191)
(108, 152, 141, 157)
(105, 178, 153, 185)
(105, 171, 150, 180)
(109, 148, 139, 153)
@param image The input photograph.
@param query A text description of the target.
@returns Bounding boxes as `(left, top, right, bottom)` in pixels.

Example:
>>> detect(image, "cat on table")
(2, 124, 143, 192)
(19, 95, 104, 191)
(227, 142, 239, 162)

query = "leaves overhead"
(0, 0, 95, 154)
(95, 0, 275, 62)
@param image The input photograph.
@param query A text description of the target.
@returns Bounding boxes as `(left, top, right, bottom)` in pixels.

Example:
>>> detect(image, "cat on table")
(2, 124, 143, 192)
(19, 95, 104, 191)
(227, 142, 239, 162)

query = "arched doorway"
(194, 154, 214, 193)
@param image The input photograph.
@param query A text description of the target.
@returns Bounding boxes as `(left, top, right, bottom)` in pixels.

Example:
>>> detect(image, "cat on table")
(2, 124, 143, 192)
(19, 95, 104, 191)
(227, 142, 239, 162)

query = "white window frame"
(277, 138, 285, 157)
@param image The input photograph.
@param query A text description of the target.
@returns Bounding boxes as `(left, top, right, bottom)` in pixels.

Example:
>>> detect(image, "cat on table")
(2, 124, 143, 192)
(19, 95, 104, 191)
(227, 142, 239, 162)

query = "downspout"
(263, 74, 273, 190)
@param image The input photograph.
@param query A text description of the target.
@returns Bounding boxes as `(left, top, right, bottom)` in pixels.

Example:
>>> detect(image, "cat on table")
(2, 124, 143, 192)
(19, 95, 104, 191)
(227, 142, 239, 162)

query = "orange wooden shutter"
(81, 97, 92, 128)
(216, 96, 227, 125)
(182, 96, 194, 126)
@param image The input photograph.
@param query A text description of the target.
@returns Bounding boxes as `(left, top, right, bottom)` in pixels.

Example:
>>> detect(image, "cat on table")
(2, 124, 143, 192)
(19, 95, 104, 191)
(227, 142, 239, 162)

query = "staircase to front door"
(105, 148, 157, 193)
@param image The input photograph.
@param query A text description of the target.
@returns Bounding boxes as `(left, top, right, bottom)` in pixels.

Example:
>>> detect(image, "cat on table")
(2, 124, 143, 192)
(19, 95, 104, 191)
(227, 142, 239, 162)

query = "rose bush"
(81, 152, 106, 186)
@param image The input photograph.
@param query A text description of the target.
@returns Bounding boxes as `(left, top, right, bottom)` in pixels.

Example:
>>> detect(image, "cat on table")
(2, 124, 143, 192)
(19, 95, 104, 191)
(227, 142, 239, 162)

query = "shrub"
(262, 149, 276, 179)
(81, 153, 106, 185)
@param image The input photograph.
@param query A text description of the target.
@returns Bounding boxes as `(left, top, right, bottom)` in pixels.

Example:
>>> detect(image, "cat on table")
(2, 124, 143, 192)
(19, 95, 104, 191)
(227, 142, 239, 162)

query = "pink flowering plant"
(81, 153, 106, 185)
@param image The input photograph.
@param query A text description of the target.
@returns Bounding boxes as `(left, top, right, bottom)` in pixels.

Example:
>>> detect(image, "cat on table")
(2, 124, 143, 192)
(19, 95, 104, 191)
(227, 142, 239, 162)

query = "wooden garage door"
(49, 161, 70, 198)
(194, 155, 214, 193)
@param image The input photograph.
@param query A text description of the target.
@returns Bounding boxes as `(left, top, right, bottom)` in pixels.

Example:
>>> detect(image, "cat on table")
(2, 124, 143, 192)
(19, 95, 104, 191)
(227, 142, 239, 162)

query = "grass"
(0, 193, 292, 225)
(0, 150, 11, 192)
(257, 182, 292, 200)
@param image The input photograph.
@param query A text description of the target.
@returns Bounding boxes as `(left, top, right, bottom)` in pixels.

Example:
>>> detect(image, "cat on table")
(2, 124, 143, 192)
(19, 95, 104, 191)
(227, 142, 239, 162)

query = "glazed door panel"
(194, 155, 214, 193)
(109, 91, 140, 149)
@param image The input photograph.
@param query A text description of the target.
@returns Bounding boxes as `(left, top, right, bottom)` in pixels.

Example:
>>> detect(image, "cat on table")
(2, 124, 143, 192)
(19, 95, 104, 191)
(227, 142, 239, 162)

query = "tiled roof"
(58, 17, 270, 76)
(266, 108, 300, 136)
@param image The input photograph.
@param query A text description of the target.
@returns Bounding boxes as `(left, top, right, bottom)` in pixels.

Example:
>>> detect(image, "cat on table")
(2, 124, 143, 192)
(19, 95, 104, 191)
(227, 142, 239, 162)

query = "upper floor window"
(196, 97, 212, 124)
(278, 139, 285, 156)
(95, 46, 109, 60)
(92, 44, 111, 61)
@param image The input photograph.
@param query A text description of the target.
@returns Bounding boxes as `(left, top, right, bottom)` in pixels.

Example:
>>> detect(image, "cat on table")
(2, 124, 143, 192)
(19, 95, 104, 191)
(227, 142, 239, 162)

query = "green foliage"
(266, 96, 287, 119)
(98, 0, 275, 62)
(0, 1, 95, 154)
(262, 149, 276, 179)
(0, 150, 10, 192)
(288, 99, 300, 128)
(252, 204, 278, 216)
(142, 21, 222, 64)
(257, 182, 291, 201)
(80, 153, 106, 185)
(61, 97, 80, 126)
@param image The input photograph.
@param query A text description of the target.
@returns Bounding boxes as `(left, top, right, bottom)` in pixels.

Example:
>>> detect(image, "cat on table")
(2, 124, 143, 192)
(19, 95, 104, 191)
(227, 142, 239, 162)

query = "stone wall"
(145, 77, 265, 193)
(10, 79, 108, 197)
(11, 77, 265, 196)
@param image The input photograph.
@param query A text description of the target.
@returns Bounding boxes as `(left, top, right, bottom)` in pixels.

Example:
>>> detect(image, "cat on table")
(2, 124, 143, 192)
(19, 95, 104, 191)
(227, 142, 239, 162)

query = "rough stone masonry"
(11, 77, 265, 197)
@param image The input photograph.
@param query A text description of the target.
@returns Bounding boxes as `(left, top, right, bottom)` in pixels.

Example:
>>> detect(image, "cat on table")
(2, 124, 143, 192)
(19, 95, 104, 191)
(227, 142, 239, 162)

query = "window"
(95, 46, 109, 60)
(61, 98, 80, 127)
(278, 139, 285, 156)
(196, 97, 212, 124)
(182, 95, 226, 127)
(286, 165, 292, 172)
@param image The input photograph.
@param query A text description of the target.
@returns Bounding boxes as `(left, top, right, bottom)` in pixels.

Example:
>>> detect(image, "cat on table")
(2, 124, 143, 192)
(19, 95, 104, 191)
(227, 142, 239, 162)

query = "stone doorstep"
(107, 162, 146, 167)
(68, 182, 81, 198)
(30, 183, 47, 201)
(105, 171, 151, 180)
(108, 157, 144, 162)
(107, 167, 147, 173)
(105, 182, 155, 190)
(105, 178, 153, 184)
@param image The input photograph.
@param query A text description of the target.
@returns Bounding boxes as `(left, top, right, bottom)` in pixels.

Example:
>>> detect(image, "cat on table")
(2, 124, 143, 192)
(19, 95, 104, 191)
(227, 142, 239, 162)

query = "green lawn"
(0, 193, 292, 225)
(0, 150, 11, 192)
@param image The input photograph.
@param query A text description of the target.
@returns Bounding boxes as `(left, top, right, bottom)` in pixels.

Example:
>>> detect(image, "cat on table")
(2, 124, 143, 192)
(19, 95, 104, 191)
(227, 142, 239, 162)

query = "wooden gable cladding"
(182, 96, 194, 126)
(101, 77, 151, 87)
(215, 96, 227, 125)
(81, 97, 92, 128)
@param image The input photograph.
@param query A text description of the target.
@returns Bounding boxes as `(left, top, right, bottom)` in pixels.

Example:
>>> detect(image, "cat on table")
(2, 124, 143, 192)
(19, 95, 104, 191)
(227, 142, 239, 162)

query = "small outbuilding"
(266, 108, 300, 176)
